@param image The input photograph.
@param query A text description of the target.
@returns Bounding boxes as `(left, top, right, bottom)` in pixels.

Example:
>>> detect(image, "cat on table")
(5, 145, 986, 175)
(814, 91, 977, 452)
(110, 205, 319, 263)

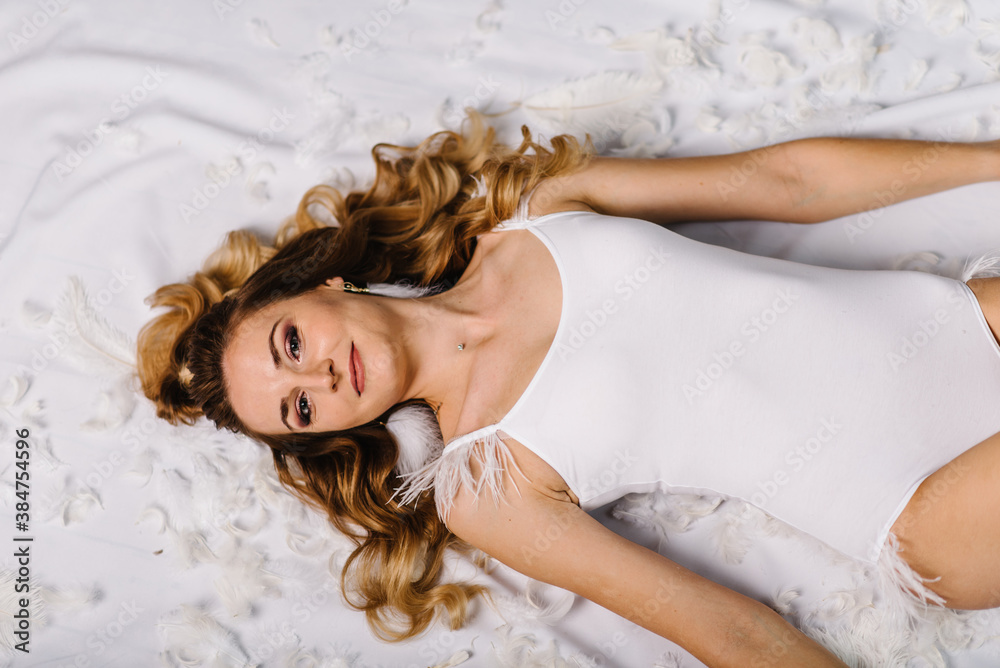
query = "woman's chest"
(455, 229, 563, 434)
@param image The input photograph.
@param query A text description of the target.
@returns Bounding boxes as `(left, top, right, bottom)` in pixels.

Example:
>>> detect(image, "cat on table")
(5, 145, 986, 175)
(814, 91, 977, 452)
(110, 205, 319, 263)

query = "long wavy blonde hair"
(136, 112, 592, 641)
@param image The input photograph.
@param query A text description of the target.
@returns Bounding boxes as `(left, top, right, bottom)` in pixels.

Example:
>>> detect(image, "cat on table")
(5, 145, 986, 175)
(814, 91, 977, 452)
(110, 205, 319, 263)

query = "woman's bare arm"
(529, 138, 1000, 225)
(443, 444, 847, 667)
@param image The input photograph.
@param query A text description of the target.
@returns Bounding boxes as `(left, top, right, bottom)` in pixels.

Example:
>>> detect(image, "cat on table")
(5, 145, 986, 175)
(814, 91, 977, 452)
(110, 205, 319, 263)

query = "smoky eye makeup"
(285, 325, 303, 362)
(295, 392, 312, 427)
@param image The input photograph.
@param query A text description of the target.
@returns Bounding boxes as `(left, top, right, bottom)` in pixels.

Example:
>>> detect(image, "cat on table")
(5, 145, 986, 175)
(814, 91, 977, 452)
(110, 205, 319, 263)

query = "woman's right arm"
(443, 449, 847, 668)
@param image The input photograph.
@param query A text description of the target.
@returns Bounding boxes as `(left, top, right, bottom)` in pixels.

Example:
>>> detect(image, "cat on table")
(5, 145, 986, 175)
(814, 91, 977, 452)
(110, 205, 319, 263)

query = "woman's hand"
(528, 137, 1000, 225)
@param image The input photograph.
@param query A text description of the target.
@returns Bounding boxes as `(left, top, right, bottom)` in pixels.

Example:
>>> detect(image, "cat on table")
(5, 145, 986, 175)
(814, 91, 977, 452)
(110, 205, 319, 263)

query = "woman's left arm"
(531, 138, 1000, 224)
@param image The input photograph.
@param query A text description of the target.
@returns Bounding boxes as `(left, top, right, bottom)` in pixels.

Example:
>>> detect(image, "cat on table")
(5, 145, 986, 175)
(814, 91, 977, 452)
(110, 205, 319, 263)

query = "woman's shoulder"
(394, 427, 578, 528)
(437, 431, 579, 527)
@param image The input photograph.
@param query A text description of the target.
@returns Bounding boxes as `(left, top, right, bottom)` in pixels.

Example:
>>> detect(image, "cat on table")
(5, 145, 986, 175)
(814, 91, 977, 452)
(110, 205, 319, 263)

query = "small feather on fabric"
(158, 605, 252, 668)
(79, 380, 136, 431)
(489, 579, 576, 627)
(430, 651, 471, 668)
(520, 71, 663, 138)
(612, 491, 723, 536)
(486, 625, 567, 668)
(39, 474, 102, 525)
(709, 502, 757, 565)
(652, 652, 687, 668)
(0, 374, 29, 408)
(19, 300, 52, 329)
(213, 544, 281, 617)
(50, 277, 136, 378)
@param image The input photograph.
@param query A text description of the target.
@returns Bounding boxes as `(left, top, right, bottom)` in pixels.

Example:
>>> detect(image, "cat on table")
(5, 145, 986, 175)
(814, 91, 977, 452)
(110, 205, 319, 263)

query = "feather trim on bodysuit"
(391, 427, 528, 524)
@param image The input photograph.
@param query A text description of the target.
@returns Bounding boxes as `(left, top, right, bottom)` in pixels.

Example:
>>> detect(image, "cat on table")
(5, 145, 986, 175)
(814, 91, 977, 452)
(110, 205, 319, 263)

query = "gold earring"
(342, 282, 369, 294)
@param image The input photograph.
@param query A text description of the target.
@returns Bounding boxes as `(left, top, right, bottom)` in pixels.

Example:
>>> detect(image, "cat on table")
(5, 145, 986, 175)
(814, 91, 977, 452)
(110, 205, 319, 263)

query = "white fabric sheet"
(1, 0, 1000, 666)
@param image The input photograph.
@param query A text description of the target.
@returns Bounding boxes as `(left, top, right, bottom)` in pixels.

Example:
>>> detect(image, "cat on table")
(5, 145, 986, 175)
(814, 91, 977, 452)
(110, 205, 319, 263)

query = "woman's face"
(223, 278, 405, 435)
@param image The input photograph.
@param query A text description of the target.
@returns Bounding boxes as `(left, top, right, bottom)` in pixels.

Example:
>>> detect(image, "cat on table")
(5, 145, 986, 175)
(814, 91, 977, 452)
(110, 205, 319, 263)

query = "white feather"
(158, 605, 252, 667)
(772, 588, 801, 616)
(490, 579, 576, 627)
(960, 248, 1000, 281)
(0, 374, 29, 408)
(20, 399, 46, 429)
(696, 106, 723, 134)
(137, 505, 169, 534)
(171, 529, 219, 567)
(819, 34, 879, 95)
(905, 59, 930, 91)
(50, 277, 136, 377)
(487, 625, 582, 667)
(520, 71, 663, 138)
(792, 18, 843, 57)
(213, 544, 281, 617)
(125, 447, 159, 485)
(936, 71, 965, 93)
(386, 403, 444, 475)
(19, 300, 51, 329)
(393, 429, 525, 524)
(923, 0, 971, 35)
(612, 491, 723, 536)
(737, 34, 804, 88)
(39, 474, 102, 525)
(652, 652, 686, 668)
(709, 502, 756, 565)
(79, 379, 136, 431)
(431, 650, 471, 668)
(247, 17, 280, 48)
(368, 281, 439, 299)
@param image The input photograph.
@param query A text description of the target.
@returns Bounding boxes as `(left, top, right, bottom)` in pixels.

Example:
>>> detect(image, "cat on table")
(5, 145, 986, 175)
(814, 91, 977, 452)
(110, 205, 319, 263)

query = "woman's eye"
(287, 326, 301, 361)
(296, 393, 311, 426)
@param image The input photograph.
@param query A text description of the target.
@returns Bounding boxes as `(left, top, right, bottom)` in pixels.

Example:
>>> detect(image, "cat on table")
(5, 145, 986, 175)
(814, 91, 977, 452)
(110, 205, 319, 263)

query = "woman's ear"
(323, 277, 345, 290)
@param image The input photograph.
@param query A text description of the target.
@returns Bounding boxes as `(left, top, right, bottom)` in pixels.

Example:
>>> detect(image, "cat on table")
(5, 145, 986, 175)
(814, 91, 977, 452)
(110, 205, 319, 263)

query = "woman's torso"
(427, 208, 1000, 564)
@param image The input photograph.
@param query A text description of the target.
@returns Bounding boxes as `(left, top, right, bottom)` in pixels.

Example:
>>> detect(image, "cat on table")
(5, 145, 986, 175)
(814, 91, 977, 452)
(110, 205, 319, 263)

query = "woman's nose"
(299, 359, 336, 390)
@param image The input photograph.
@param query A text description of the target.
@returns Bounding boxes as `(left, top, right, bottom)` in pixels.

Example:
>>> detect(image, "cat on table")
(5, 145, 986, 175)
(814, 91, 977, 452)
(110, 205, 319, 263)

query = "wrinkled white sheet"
(1, 0, 999, 666)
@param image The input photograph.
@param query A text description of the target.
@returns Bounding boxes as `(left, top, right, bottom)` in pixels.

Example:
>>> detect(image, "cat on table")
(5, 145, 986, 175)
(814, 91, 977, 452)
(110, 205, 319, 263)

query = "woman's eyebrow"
(268, 320, 281, 369)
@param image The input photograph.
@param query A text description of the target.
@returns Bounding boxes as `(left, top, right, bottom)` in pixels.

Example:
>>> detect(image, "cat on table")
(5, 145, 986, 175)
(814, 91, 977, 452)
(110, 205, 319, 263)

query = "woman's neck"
(383, 241, 501, 439)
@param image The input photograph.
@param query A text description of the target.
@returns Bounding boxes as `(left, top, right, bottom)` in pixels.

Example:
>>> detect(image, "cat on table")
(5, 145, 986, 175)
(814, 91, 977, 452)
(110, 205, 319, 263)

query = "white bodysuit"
(398, 209, 1000, 565)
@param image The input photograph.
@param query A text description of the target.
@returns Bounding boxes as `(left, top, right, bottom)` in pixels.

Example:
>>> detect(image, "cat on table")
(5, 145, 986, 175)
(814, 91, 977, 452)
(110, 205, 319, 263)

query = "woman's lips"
(351, 343, 364, 396)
